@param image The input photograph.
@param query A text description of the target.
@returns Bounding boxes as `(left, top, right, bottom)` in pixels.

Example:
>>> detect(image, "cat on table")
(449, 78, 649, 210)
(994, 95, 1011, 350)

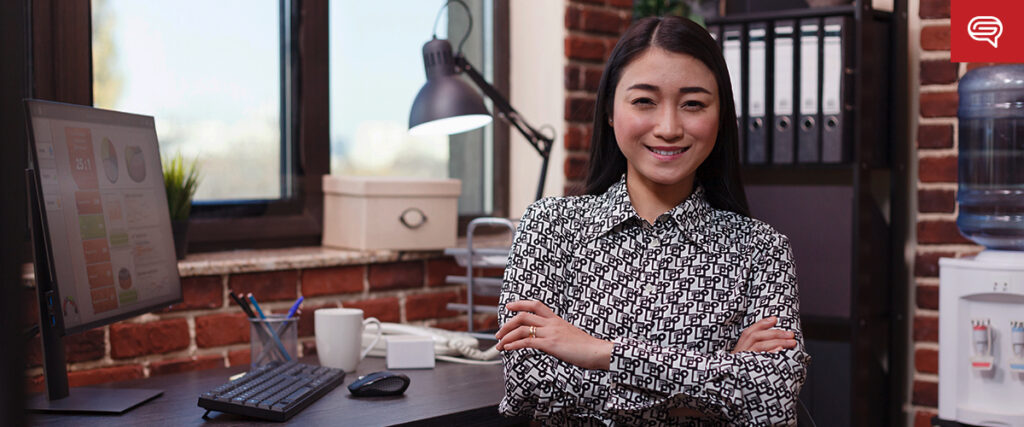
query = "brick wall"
(910, 0, 989, 423)
(22, 257, 501, 393)
(563, 0, 633, 194)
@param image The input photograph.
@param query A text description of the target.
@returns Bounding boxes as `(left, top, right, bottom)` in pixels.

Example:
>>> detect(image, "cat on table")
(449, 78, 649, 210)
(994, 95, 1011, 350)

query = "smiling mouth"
(646, 146, 690, 156)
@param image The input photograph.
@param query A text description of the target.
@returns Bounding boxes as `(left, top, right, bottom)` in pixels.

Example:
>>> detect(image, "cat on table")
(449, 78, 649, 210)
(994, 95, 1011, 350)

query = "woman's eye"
(681, 100, 706, 110)
(631, 98, 654, 106)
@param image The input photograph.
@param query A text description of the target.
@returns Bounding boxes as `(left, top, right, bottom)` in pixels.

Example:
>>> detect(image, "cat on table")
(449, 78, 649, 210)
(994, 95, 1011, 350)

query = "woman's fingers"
(747, 328, 795, 344)
(734, 317, 778, 352)
(496, 325, 539, 351)
(495, 311, 545, 340)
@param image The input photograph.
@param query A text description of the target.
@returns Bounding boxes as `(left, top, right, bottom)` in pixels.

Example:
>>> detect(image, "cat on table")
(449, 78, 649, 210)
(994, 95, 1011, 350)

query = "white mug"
(314, 308, 382, 372)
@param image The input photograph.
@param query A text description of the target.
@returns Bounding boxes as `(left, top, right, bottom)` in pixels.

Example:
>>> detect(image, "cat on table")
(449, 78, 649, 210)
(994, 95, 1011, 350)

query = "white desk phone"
(362, 323, 501, 365)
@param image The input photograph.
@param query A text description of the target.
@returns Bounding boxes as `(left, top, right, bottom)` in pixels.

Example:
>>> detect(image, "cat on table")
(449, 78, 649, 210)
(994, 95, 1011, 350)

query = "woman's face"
(610, 48, 719, 193)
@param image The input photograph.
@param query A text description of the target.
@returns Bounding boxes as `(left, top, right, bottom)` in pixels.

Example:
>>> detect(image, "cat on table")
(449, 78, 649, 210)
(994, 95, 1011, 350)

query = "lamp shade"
(408, 38, 492, 136)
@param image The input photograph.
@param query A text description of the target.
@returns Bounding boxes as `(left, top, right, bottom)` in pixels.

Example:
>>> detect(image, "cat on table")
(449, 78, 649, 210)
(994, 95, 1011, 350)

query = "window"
(329, 0, 508, 218)
(36, 0, 507, 250)
(92, 0, 285, 202)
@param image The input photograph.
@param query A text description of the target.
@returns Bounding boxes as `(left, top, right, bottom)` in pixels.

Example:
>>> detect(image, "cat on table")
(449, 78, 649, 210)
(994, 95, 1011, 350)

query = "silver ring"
(529, 325, 537, 339)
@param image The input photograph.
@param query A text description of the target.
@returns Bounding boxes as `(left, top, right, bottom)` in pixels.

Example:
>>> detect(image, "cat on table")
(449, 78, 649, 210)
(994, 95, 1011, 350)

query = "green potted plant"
(633, 0, 719, 25)
(163, 153, 200, 260)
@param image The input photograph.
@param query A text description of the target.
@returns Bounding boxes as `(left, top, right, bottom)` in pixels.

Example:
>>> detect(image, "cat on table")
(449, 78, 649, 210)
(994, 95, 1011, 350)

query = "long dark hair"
(583, 16, 749, 217)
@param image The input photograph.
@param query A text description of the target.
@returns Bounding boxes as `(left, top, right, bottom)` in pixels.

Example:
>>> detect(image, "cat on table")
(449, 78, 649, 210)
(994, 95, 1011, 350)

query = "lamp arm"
(454, 54, 554, 201)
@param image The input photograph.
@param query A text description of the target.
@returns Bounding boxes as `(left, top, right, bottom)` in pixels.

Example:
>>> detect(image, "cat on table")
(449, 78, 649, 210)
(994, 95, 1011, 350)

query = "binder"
(722, 25, 743, 162)
(746, 23, 768, 164)
(771, 20, 796, 164)
(797, 19, 820, 163)
(821, 17, 848, 163)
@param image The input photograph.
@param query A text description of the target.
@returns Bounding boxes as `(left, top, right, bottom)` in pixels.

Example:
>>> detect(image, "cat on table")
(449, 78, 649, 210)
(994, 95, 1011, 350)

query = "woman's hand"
(496, 300, 614, 370)
(731, 316, 798, 353)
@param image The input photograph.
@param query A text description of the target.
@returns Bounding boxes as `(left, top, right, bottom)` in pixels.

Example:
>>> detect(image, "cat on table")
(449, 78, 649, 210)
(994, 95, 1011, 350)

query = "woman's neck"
(625, 171, 695, 225)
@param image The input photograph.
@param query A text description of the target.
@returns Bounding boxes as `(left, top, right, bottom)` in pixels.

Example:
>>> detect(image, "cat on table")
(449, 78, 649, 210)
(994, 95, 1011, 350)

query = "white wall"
(508, 0, 565, 219)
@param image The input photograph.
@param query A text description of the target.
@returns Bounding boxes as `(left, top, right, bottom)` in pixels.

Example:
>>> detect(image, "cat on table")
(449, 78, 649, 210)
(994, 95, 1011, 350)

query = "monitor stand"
(26, 388, 163, 414)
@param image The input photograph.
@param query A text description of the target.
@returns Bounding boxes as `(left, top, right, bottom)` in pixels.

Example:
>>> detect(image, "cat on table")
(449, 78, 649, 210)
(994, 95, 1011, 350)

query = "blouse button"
(644, 284, 655, 294)
(650, 239, 661, 248)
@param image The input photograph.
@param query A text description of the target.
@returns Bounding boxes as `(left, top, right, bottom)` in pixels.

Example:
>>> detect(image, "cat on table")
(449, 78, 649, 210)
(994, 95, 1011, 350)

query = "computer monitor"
(24, 99, 183, 414)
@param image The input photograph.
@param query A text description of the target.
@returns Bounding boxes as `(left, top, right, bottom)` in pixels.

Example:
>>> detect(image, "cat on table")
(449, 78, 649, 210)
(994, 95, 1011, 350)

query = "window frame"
(32, 0, 510, 250)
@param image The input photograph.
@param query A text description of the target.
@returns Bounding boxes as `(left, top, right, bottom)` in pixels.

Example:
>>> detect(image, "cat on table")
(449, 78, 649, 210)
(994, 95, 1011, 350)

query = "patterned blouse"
(498, 176, 809, 426)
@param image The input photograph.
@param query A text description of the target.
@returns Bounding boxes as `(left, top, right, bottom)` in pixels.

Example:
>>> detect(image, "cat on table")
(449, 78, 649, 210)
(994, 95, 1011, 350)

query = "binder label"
(823, 24, 842, 116)
(799, 24, 819, 116)
(749, 28, 767, 117)
(774, 26, 794, 116)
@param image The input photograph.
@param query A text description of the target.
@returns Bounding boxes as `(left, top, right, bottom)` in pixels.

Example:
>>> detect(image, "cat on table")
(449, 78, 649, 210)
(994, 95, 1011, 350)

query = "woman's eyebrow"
(625, 83, 711, 95)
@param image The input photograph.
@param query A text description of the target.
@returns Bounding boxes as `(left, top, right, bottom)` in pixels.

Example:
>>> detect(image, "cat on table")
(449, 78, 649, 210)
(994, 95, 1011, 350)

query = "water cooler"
(937, 65, 1024, 426)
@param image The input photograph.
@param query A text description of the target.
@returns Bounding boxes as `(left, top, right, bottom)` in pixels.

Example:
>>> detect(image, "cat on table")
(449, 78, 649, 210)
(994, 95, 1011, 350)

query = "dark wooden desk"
(28, 357, 528, 426)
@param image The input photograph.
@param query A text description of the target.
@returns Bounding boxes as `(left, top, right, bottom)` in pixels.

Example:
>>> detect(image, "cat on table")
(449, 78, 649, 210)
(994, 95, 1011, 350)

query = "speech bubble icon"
(968, 16, 1003, 48)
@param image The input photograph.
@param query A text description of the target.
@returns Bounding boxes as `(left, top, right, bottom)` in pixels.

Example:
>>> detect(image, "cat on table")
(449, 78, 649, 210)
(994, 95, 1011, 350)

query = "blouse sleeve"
(606, 233, 810, 425)
(498, 199, 603, 421)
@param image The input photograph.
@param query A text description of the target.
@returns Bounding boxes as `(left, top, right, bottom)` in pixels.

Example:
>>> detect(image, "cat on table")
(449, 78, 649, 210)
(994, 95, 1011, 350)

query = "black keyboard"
(198, 361, 346, 421)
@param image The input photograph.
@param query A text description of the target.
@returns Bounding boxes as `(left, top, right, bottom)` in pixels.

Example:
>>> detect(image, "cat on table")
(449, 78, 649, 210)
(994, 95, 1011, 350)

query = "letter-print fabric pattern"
(499, 175, 809, 426)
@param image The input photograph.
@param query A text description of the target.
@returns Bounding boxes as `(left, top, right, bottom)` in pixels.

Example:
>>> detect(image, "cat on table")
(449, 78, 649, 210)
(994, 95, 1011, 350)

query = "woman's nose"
(652, 107, 683, 142)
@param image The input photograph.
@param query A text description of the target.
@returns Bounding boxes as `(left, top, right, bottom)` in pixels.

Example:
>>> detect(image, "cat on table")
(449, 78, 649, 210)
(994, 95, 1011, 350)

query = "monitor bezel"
(25, 99, 184, 337)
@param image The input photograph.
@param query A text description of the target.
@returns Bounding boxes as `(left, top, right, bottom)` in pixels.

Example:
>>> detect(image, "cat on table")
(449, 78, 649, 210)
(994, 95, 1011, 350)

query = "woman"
(495, 16, 809, 425)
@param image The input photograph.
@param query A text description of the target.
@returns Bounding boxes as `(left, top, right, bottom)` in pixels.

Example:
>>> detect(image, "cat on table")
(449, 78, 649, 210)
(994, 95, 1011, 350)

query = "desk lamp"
(409, 0, 554, 201)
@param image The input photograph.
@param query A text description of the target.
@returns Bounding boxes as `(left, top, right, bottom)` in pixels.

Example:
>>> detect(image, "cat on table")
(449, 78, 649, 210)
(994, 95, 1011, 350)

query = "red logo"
(951, 0, 1024, 62)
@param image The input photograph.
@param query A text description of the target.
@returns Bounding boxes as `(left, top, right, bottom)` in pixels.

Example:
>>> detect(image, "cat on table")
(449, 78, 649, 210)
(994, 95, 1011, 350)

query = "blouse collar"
(584, 174, 719, 253)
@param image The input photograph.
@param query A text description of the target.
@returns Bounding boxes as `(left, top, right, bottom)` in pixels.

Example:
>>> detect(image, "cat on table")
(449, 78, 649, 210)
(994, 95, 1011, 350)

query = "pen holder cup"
(249, 315, 299, 369)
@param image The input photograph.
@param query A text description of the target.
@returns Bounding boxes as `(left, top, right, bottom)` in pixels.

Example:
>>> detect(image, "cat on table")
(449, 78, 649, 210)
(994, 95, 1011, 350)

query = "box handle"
(399, 207, 428, 229)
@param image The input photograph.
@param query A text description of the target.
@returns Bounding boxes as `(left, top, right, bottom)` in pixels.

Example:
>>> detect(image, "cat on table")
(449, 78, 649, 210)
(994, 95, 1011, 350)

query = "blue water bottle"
(957, 65, 1024, 250)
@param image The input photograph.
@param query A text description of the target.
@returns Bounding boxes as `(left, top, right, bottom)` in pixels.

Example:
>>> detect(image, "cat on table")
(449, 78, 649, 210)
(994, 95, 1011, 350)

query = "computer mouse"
(347, 371, 410, 397)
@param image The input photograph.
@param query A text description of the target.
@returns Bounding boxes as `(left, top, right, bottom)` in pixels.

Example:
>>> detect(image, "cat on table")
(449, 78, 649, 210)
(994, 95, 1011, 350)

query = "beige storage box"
(322, 175, 461, 250)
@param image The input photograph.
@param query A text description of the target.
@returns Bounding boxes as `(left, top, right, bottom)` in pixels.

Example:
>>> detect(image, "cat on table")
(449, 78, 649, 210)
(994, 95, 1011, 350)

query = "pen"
(230, 292, 256, 318)
(286, 296, 304, 319)
(248, 294, 292, 362)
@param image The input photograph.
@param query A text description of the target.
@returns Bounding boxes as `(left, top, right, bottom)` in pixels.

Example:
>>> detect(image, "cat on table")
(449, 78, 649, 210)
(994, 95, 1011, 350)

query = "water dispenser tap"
(971, 319, 994, 371)
(1011, 321, 1024, 373)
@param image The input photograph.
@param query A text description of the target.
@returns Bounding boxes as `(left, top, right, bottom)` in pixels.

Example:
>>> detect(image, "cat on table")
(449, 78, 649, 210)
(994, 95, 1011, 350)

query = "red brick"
(917, 124, 953, 149)
(580, 8, 629, 35)
(344, 297, 400, 322)
(565, 35, 608, 61)
(574, 0, 605, 6)
(426, 258, 466, 288)
(68, 365, 144, 387)
(228, 349, 251, 367)
(565, 155, 589, 181)
(915, 348, 938, 374)
(26, 375, 45, 394)
(913, 316, 939, 343)
(565, 126, 591, 151)
(459, 288, 500, 309)
(920, 60, 957, 85)
(918, 156, 958, 183)
(919, 91, 958, 118)
(915, 251, 955, 278)
(583, 67, 604, 92)
(110, 318, 189, 359)
(229, 270, 298, 302)
(301, 266, 363, 296)
(565, 96, 596, 122)
(65, 328, 105, 363)
(918, 220, 972, 245)
(406, 291, 460, 321)
(162, 275, 223, 312)
(368, 261, 423, 290)
(149, 354, 223, 376)
(919, 0, 949, 19)
(565, 64, 581, 91)
(915, 409, 939, 427)
(921, 26, 950, 51)
(565, 5, 582, 32)
(918, 188, 956, 213)
(917, 285, 940, 310)
(912, 380, 938, 407)
(195, 313, 251, 348)
(608, 0, 633, 8)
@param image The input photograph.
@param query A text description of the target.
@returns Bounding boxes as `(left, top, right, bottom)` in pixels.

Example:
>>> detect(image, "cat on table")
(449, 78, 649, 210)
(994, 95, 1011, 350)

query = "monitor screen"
(26, 100, 182, 334)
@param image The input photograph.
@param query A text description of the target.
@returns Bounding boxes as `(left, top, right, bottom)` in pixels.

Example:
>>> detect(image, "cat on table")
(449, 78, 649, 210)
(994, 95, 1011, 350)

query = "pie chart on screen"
(101, 138, 118, 183)
(126, 146, 146, 182)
